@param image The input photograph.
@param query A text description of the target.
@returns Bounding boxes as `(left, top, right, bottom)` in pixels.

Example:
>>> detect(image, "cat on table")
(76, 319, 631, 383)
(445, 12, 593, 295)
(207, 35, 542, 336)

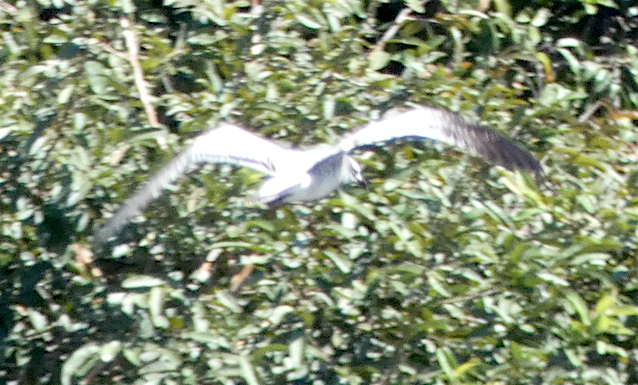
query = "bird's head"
(345, 156, 366, 188)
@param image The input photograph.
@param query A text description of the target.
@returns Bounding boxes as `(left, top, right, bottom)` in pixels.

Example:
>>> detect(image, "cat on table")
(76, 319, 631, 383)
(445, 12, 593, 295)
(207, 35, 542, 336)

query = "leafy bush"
(2, 0, 638, 383)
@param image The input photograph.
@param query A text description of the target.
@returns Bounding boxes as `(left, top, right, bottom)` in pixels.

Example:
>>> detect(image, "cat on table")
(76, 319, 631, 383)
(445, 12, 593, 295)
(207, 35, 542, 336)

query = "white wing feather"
(339, 107, 542, 175)
(94, 123, 293, 245)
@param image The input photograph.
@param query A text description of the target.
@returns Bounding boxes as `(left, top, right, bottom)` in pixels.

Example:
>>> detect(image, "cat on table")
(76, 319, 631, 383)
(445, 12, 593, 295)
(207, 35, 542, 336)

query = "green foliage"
(2, 0, 638, 383)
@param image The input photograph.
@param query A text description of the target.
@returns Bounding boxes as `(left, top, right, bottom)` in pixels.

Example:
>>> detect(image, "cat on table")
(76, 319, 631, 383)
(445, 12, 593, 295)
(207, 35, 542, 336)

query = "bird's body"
(255, 149, 358, 204)
(93, 107, 542, 245)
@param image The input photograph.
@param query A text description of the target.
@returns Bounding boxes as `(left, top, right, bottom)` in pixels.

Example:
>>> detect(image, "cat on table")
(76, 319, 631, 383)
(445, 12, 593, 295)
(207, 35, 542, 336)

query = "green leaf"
(296, 14, 323, 29)
(565, 291, 591, 325)
(62, 344, 100, 385)
(369, 50, 392, 71)
(405, 0, 424, 13)
(121, 275, 166, 289)
(239, 355, 260, 385)
(99, 341, 122, 363)
(84, 61, 109, 95)
(323, 250, 352, 273)
(28, 310, 48, 332)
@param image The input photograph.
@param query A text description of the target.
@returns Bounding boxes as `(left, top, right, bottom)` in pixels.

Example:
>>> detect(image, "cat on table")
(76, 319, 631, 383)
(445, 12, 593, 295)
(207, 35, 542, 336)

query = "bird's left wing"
(93, 123, 293, 246)
(339, 107, 543, 176)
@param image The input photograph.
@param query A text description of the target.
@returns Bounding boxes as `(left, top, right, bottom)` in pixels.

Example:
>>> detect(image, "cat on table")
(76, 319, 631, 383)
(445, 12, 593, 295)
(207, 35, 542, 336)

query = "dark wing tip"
(440, 114, 543, 177)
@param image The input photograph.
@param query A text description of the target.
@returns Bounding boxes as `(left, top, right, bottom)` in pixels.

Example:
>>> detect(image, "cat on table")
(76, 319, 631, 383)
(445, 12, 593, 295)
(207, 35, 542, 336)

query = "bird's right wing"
(339, 107, 543, 176)
(93, 123, 292, 246)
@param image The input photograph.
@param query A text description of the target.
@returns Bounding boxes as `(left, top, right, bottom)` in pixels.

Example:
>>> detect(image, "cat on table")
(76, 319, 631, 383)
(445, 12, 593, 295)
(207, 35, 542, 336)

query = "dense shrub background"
(2, 0, 638, 383)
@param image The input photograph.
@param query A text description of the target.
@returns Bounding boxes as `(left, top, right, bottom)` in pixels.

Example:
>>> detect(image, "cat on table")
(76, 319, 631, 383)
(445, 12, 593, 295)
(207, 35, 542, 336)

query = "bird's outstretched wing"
(339, 107, 543, 176)
(93, 123, 292, 246)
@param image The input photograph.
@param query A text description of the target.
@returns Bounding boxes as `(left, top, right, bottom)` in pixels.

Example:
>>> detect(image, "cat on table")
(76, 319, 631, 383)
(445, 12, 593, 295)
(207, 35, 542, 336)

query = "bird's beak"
(357, 176, 368, 190)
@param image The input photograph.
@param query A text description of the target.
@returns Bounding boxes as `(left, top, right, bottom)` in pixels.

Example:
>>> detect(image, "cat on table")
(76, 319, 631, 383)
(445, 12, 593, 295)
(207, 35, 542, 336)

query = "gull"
(93, 107, 542, 245)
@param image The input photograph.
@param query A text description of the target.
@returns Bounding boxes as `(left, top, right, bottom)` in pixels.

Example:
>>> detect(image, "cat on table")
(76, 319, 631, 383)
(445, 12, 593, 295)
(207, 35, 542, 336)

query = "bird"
(93, 106, 542, 245)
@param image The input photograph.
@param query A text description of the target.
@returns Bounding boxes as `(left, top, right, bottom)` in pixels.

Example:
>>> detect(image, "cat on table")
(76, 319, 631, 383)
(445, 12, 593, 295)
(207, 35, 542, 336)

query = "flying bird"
(93, 107, 542, 245)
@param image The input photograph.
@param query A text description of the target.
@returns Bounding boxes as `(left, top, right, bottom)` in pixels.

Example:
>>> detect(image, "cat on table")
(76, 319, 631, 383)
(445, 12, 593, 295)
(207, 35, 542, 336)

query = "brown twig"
(368, 8, 413, 59)
(578, 100, 603, 123)
(120, 15, 166, 148)
(0, 1, 19, 15)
